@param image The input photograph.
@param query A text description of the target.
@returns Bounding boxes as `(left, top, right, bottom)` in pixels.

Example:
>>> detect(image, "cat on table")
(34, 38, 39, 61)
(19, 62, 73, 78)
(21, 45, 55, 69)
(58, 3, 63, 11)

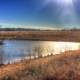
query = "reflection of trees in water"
(27, 43, 80, 59)
(27, 48, 33, 59)
(27, 45, 54, 58)
(33, 45, 43, 58)
(0, 46, 4, 65)
(2, 42, 80, 64)
(0, 52, 3, 64)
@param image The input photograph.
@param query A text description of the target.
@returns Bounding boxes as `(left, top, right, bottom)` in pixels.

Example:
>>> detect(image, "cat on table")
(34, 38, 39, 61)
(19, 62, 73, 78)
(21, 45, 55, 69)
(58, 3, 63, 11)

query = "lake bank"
(0, 50, 80, 80)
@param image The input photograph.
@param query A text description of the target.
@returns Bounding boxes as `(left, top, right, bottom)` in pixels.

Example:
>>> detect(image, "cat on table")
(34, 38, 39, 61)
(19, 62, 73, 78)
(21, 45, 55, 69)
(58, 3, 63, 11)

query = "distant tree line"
(0, 28, 57, 31)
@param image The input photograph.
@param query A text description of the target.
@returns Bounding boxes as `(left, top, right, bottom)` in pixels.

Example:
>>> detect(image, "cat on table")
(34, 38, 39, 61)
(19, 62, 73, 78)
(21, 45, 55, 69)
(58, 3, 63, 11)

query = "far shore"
(0, 30, 80, 42)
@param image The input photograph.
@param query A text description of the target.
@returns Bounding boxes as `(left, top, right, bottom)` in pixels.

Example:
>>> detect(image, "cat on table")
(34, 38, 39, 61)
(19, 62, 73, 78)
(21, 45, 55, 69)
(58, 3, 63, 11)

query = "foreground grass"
(1, 50, 80, 80)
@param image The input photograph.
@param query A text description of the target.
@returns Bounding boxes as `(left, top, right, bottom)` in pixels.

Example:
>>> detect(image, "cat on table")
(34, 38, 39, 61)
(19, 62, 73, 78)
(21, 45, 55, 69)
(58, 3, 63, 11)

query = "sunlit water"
(0, 40, 80, 64)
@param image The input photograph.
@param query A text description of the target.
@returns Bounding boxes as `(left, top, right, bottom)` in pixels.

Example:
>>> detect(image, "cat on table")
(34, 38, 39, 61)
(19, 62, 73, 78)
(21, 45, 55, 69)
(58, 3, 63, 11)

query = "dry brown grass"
(0, 50, 80, 80)
(0, 30, 80, 41)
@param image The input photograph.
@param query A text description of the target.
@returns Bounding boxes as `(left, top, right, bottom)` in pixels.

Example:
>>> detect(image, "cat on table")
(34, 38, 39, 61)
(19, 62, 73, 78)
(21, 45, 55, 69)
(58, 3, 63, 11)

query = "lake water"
(0, 40, 80, 64)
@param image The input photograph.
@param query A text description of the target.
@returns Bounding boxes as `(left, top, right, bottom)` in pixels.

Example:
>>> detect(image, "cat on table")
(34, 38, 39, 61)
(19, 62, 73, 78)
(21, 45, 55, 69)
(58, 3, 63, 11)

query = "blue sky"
(0, 0, 80, 28)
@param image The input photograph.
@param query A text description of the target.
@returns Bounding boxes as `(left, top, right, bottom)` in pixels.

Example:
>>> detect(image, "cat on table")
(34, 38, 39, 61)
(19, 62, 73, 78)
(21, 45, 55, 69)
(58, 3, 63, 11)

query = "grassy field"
(0, 50, 80, 80)
(0, 30, 80, 42)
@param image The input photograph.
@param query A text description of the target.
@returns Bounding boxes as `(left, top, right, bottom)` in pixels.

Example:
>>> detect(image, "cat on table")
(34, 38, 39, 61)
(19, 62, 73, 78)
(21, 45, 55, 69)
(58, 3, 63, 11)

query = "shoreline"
(0, 30, 79, 42)
(0, 50, 80, 80)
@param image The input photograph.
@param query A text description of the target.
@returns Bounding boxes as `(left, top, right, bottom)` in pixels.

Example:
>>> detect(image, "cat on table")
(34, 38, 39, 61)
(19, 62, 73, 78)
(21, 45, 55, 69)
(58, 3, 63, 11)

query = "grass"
(0, 30, 80, 42)
(0, 50, 80, 80)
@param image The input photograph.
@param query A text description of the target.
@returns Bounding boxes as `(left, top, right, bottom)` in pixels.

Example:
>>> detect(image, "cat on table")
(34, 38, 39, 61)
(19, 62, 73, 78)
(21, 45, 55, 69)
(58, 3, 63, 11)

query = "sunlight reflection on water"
(1, 40, 80, 64)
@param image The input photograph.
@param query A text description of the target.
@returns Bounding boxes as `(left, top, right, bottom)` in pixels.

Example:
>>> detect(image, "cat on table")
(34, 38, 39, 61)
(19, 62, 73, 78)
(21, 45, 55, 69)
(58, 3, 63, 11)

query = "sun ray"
(42, 0, 77, 27)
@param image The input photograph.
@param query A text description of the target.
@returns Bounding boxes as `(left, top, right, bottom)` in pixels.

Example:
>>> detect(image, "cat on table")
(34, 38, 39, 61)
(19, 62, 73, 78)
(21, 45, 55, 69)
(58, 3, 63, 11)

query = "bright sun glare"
(43, 0, 76, 26)
(55, 0, 73, 5)
(45, 0, 73, 5)
(59, 0, 72, 4)
(44, 0, 73, 7)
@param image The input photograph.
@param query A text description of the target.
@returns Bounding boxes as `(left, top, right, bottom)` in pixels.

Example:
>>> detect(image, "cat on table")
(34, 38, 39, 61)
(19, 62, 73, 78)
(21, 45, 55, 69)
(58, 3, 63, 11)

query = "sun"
(60, 0, 73, 4)
(44, 0, 73, 6)
(49, 0, 73, 5)
(54, 0, 73, 5)
(66, 0, 73, 3)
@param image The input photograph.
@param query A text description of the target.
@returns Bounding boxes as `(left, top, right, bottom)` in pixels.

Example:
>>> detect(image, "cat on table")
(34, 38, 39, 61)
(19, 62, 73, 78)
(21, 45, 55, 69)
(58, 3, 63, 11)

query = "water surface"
(0, 40, 80, 64)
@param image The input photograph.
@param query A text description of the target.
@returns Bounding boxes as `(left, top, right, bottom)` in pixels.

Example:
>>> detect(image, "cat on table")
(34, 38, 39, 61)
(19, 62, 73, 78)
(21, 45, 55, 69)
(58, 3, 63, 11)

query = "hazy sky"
(0, 0, 80, 28)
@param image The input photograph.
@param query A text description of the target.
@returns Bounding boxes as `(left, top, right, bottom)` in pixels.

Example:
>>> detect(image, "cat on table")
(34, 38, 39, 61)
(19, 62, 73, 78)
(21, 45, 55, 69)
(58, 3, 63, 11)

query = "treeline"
(0, 28, 40, 31)
(0, 28, 80, 31)
(0, 28, 56, 31)
(62, 28, 80, 31)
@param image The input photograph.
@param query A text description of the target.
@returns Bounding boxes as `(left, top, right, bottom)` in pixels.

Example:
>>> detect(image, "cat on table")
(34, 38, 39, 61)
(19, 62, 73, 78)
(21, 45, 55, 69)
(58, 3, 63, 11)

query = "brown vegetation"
(0, 50, 80, 80)
(0, 30, 80, 42)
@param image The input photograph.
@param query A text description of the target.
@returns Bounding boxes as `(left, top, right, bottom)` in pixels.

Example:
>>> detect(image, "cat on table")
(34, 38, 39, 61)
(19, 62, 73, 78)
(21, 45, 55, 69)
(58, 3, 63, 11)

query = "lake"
(0, 40, 80, 64)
